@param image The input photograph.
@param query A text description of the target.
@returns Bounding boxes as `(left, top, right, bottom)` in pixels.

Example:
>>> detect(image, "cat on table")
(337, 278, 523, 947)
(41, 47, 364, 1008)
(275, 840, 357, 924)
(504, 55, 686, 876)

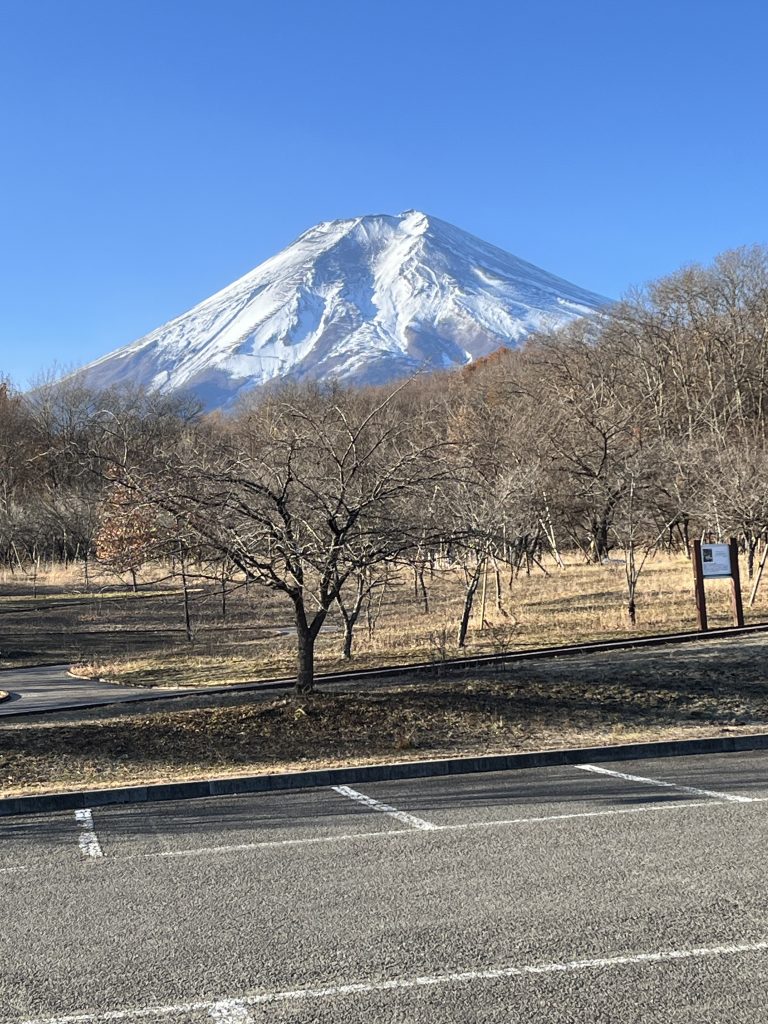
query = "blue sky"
(1, 0, 767, 386)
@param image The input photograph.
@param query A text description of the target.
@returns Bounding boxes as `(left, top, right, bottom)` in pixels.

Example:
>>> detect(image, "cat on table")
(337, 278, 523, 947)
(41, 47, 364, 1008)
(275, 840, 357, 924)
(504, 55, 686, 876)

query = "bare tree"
(91, 380, 446, 691)
(335, 561, 393, 660)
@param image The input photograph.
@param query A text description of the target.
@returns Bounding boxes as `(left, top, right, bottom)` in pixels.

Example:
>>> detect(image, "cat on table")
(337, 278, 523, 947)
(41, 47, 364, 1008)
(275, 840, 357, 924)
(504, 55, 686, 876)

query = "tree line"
(2, 245, 768, 688)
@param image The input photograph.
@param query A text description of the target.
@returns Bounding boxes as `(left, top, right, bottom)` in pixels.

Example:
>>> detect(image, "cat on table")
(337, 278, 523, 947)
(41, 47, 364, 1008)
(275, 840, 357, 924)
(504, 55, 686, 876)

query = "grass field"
(1, 551, 764, 686)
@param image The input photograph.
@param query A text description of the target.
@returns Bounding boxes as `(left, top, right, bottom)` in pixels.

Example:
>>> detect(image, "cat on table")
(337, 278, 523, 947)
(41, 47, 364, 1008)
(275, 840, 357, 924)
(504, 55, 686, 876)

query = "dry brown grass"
(4, 631, 768, 797)
(2, 551, 766, 685)
(61, 551, 768, 688)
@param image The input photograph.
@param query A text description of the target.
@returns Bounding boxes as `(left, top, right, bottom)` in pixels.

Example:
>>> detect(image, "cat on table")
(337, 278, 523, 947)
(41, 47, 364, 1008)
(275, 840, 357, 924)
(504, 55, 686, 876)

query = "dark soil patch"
(4, 641, 768, 796)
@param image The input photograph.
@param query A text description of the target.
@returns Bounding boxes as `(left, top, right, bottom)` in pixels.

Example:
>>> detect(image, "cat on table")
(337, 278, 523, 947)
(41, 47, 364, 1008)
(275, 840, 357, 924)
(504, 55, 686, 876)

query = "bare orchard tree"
(607, 445, 680, 625)
(93, 381, 447, 692)
(692, 438, 768, 576)
(440, 462, 542, 648)
(95, 479, 160, 591)
(334, 559, 395, 660)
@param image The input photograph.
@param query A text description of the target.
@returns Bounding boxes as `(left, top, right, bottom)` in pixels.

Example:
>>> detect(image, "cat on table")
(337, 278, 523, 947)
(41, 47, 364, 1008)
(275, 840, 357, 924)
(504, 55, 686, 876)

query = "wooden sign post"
(692, 538, 744, 632)
(692, 539, 708, 632)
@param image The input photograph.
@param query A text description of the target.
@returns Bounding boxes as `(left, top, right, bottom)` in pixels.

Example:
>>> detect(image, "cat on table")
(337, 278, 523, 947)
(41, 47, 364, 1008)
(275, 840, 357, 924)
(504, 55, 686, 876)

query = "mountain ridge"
(76, 211, 609, 408)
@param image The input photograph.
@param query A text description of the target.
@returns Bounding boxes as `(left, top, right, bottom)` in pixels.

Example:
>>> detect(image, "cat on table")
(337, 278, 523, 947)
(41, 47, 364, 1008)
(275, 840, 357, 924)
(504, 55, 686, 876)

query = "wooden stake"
(748, 542, 768, 607)
(729, 537, 745, 627)
(479, 556, 488, 628)
(692, 539, 708, 632)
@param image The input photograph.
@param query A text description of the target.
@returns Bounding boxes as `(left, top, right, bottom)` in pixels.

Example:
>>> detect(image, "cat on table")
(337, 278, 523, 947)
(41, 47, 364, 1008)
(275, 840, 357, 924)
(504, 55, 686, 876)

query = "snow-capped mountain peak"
(77, 211, 609, 408)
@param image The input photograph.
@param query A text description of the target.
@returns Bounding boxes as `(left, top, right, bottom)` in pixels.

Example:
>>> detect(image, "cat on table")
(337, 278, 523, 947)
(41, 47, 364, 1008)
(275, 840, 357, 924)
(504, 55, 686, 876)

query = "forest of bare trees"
(3, 246, 768, 688)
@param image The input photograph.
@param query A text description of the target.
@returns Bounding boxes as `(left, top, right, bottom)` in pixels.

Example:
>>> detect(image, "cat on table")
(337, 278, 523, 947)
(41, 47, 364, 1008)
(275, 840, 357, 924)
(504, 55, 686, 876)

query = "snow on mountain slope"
(77, 211, 609, 408)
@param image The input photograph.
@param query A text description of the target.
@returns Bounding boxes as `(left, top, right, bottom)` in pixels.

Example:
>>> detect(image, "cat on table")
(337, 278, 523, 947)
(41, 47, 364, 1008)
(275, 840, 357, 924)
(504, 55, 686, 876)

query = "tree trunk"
(457, 574, 480, 648)
(342, 614, 354, 659)
(179, 544, 193, 642)
(749, 542, 768, 607)
(478, 557, 488, 628)
(625, 541, 638, 626)
(679, 519, 691, 559)
(296, 627, 316, 692)
(294, 604, 326, 693)
(336, 600, 358, 659)
(417, 565, 429, 613)
(337, 576, 366, 659)
(748, 537, 758, 580)
(589, 505, 615, 563)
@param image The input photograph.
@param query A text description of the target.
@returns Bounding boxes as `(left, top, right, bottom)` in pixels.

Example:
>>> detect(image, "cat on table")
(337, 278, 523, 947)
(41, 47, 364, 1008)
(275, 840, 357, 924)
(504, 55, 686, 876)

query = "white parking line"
(17, 939, 768, 1023)
(208, 999, 251, 1022)
(575, 763, 754, 802)
(131, 797, 737, 862)
(155, 827, 416, 858)
(331, 784, 438, 830)
(74, 809, 104, 858)
(12, 771, 767, 871)
(436, 800, 716, 831)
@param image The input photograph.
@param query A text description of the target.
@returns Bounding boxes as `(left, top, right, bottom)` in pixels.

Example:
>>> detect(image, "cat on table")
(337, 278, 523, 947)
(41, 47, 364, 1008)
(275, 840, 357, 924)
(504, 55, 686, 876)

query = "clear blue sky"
(2, 0, 767, 386)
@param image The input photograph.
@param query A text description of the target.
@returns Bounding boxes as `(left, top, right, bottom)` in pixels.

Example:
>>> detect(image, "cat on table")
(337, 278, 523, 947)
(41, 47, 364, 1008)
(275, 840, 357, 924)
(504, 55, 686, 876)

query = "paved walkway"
(0, 665, 189, 716)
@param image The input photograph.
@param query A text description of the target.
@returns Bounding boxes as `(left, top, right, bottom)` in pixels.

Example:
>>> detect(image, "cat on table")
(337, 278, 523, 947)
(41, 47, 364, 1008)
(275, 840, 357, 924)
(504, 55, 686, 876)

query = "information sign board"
(692, 538, 744, 631)
(700, 543, 732, 578)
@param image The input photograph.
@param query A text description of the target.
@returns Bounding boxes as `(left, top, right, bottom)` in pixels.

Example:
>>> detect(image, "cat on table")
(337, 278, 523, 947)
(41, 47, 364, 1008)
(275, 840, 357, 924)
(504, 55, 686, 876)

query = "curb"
(0, 660, 68, 673)
(3, 730, 768, 817)
(4, 620, 768, 719)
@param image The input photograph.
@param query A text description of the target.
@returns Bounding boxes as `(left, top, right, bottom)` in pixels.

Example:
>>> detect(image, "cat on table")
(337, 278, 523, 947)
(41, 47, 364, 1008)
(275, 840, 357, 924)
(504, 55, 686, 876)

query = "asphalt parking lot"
(2, 750, 768, 1023)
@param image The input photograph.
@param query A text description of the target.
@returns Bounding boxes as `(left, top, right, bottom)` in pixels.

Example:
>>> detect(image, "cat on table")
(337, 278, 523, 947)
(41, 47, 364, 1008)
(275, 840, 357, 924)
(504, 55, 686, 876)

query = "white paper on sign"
(701, 543, 732, 578)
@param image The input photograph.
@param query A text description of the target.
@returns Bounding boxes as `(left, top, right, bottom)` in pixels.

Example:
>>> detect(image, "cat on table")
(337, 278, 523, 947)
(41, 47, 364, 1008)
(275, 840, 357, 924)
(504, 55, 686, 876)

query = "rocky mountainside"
(77, 210, 609, 408)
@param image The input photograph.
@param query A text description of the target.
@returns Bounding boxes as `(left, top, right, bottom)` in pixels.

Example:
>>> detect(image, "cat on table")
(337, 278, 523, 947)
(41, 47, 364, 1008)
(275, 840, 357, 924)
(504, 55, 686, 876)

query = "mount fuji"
(77, 211, 609, 408)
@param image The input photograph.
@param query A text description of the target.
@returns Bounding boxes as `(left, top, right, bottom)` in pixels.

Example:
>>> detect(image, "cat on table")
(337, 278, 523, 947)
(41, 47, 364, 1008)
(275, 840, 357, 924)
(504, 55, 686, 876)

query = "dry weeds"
(61, 553, 768, 687)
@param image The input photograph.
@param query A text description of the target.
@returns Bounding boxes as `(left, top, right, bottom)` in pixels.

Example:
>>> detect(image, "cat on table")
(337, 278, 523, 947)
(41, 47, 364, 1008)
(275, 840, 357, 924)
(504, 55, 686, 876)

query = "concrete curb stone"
(3, 730, 768, 817)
